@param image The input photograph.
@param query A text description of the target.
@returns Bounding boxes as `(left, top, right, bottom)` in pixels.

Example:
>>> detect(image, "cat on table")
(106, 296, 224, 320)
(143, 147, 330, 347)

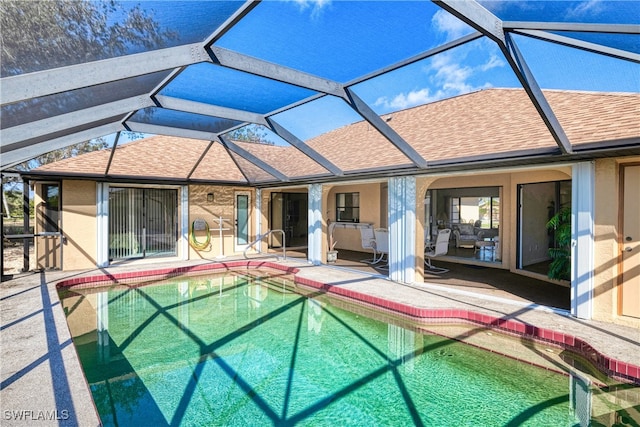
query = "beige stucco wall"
(188, 185, 255, 259)
(43, 181, 254, 269)
(60, 180, 98, 270)
(593, 156, 640, 328)
(325, 182, 384, 252)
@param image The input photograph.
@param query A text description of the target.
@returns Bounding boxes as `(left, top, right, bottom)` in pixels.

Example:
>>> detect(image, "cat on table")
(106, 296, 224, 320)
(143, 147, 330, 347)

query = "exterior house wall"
(60, 180, 98, 270)
(34, 180, 97, 271)
(34, 181, 254, 270)
(325, 182, 383, 252)
(188, 185, 255, 260)
(593, 156, 640, 328)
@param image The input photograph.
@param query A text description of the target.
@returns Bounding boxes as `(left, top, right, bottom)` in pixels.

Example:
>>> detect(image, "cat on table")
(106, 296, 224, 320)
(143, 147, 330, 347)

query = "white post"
(388, 177, 416, 284)
(96, 290, 110, 363)
(571, 162, 594, 319)
(308, 184, 323, 265)
(96, 182, 109, 267)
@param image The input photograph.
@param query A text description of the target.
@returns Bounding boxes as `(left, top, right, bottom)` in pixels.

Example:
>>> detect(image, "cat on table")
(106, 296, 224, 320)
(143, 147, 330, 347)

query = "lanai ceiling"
(1, 0, 639, 185)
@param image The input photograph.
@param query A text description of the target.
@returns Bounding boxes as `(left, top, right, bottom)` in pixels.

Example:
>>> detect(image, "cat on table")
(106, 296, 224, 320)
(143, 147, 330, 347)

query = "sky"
(111, 0, 639, 145)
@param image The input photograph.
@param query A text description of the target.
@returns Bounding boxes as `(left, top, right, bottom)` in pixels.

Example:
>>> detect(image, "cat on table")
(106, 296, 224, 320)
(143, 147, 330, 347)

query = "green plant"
(546, 206, 571, 281)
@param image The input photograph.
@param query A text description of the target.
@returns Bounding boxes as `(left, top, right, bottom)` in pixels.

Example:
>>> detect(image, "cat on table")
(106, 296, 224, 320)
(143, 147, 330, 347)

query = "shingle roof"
(32, 89, 640, 183)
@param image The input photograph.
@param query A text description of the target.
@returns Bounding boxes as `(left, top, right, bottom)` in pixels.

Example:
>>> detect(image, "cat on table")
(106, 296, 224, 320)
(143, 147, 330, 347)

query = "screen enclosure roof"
(2, 0, 639, 186)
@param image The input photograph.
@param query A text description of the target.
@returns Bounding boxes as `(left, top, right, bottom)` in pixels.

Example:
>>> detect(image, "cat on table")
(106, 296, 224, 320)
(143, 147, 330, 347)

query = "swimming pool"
(59, 269, 638, 426)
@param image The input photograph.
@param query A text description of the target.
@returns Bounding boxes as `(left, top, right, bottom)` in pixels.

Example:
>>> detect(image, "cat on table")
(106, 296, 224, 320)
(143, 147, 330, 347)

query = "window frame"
(335, 192, 360, 223)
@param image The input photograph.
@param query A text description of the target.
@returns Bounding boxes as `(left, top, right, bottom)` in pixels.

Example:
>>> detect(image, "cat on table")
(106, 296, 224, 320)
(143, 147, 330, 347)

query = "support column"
(308, 184, 323, 265)
(388, 177, 416, 284)
(23, 180, 30, 272)
(96, 183, 109, 267)
(572, 162, 595, 319)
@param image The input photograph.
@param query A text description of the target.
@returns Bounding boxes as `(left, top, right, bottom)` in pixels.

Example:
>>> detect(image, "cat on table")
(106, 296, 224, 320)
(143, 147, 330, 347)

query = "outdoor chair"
(360, 226, 383, 264)
(373, 228, 389, 269)
(425, 228, 451, 274)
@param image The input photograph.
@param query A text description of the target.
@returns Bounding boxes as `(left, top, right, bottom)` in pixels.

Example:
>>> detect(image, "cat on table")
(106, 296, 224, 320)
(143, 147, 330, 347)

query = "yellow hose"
(189, 220, 211, 250)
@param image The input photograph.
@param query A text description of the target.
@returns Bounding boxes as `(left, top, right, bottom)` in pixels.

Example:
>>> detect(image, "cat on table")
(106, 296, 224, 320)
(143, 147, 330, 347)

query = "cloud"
(431, 9, 471, 41)
(374, 51, 504, 111)
(480, 54, 505, 72)
(290, 0, 331, 18)
(566, 0, 605, 18)
(430, 53, 474, 93)
(375, 88, 434, 111)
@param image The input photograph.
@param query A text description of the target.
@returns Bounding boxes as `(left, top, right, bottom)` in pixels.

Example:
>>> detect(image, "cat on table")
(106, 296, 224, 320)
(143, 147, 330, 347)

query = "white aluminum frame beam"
(436, 1, 572, 155)
(104, 131, 121, 175)
(203, 0, 261, 46)
(155, 96, 344, 178)
(1, 122, 123, 169)
(503, 22, 640, 34)
(265, 118, 343, 176)
(186, 141, 216, 179)
(2, 43, 210, 105)
(512, 30, 640, 63)
(154, 95, 268, 125)
(502, 33, 573, 154)
(343, 88, 429, 168)
(347, 32, 484, 87)
(433, 0, 505, 44)
(219, 136, 290, 182)
(125, 122, 218, 141)
(208, 46, 345, 97)
(1, 96, 154, 149)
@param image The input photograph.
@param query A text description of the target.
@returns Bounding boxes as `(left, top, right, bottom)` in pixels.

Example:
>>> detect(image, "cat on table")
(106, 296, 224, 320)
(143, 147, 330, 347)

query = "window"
(430, 187, 500, 230)
(336, 192, 359, 222)
(450, 197, 460, 223)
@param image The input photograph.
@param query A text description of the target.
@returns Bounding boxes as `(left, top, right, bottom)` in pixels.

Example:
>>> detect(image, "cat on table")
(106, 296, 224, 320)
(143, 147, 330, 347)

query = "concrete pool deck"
(1, 258, 639, 425)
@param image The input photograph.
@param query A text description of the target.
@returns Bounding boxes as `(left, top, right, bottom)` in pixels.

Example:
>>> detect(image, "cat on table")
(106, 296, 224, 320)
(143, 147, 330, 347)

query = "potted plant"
(546, 205, 571, 281)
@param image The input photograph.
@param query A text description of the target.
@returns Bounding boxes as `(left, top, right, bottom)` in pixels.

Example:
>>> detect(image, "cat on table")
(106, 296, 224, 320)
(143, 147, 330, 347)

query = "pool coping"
(55, 259, 640, 386)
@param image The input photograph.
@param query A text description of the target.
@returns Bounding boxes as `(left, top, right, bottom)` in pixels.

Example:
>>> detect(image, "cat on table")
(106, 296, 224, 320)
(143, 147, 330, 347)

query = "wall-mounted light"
(207, 193, 214, 203)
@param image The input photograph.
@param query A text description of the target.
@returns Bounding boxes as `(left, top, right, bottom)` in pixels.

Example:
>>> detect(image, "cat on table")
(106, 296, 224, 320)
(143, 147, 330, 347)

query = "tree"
(1, 1, 175, 169)
(1, 0, 176, 77)
(228, 125, 275, 145)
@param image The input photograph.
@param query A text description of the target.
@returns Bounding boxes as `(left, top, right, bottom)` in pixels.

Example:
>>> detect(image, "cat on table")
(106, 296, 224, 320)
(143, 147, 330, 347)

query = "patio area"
(284, 248, 569, 310)
(1, 257, 638, 425)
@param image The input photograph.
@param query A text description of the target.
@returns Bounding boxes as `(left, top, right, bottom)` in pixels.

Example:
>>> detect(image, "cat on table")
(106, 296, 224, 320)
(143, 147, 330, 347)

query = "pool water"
(60, 271, 631, 426)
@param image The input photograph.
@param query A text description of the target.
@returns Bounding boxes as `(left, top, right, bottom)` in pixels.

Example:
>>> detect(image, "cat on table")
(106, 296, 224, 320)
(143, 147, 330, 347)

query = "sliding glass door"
(108, 187, 178, 260)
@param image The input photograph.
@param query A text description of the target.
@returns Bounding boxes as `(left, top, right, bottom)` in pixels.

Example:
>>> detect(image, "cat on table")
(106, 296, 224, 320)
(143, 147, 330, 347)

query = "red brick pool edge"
(55, 260, 640, 386)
